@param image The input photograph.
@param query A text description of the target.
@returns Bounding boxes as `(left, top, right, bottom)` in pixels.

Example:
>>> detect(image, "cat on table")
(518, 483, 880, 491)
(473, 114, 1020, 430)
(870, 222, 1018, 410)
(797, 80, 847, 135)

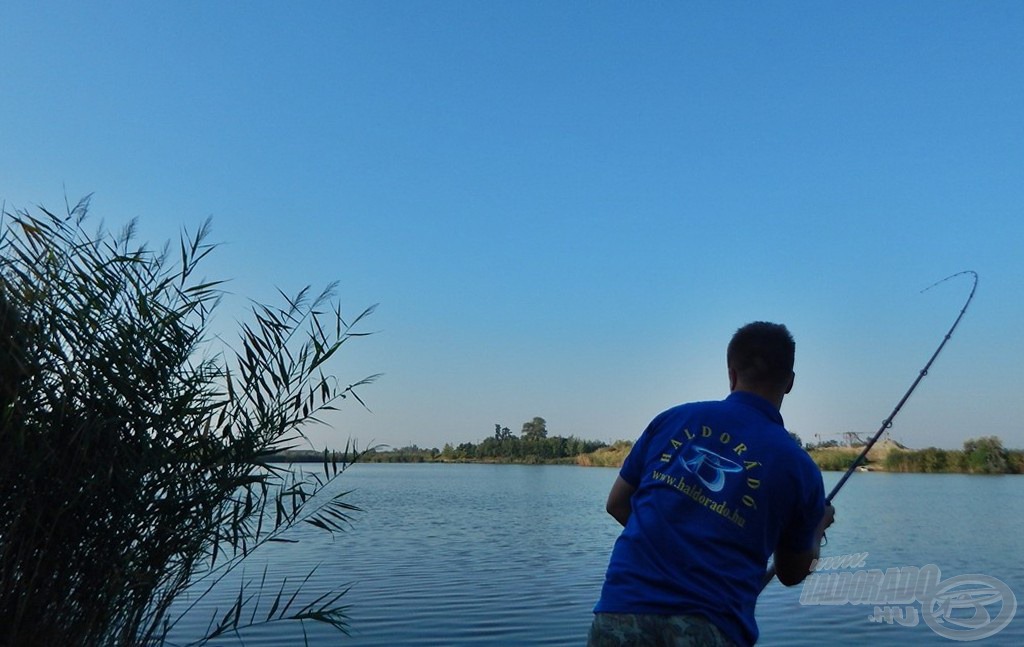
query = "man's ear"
(785, 371, 795, 394)
(728, 367, 738, 392)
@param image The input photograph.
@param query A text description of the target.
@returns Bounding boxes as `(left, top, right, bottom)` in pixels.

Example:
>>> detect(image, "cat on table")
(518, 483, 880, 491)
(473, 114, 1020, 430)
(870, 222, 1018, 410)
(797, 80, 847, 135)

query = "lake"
(168, 464, 1024, 645)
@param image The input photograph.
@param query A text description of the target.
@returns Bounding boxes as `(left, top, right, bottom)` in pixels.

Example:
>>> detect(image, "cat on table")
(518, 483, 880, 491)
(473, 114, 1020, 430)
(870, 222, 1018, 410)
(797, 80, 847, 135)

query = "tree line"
(882, 436, 1024, 474)
(274, 430, 1024, 475)
(354, 417, 610, 464)
(805, 436, 1024, 474)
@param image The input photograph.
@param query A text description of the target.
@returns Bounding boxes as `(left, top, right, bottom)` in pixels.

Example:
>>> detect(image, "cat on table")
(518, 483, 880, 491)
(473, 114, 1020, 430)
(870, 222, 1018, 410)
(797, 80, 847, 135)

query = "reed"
(0, 197, 377, 646)
(577, 440, 633, 468)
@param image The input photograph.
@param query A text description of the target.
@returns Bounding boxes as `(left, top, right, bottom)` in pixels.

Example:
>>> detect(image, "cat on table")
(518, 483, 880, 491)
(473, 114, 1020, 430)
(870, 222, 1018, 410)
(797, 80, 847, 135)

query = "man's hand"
(772, 503, 837, 587)
(816, 504, 836, 545)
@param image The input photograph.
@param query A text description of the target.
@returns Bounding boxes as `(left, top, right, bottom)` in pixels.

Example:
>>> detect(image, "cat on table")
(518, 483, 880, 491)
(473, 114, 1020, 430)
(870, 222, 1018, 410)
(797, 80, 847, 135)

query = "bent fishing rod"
(761, 270, 978, 591)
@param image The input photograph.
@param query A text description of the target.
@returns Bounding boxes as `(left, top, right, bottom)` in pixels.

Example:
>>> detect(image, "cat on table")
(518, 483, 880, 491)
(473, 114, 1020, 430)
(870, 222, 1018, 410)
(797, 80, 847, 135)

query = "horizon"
(2, 3, 1022, 452)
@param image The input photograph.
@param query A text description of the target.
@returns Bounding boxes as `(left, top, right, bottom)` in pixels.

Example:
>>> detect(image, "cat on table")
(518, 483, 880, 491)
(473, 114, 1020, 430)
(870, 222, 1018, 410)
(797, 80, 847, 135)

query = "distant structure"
(812, 431, 893, 448)
(842, 431, 870, 447)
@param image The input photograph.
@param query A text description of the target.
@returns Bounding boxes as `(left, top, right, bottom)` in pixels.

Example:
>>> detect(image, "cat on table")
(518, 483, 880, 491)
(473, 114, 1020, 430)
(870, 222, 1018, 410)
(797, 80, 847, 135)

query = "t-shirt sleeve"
(619, 437, 645, 487)
(776, 460, 826, 552)
(619, 416, 660, 487)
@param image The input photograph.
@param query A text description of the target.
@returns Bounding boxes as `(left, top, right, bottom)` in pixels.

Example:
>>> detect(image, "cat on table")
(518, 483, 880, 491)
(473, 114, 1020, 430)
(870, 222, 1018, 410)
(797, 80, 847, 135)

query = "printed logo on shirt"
(680, 444, 742, 492)
(650, 424, 763, 528)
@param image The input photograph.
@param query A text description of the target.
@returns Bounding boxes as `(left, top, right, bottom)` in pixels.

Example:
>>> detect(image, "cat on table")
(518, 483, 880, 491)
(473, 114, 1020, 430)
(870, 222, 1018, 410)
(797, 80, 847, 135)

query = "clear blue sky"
(2, 2, 1022, 451)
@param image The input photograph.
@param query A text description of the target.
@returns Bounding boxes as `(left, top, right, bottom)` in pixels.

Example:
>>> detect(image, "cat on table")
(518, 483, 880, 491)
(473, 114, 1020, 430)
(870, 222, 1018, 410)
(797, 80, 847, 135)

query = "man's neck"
(732, 385, 785, 410)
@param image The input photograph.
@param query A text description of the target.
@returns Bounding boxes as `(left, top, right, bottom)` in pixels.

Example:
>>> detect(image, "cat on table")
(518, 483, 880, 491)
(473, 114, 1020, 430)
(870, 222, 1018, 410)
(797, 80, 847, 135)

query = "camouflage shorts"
(587, 613, 737, 647)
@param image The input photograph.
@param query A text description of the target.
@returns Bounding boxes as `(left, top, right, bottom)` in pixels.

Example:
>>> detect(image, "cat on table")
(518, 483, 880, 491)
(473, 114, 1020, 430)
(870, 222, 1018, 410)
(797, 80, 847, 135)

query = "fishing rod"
(761, 270, 978, 591)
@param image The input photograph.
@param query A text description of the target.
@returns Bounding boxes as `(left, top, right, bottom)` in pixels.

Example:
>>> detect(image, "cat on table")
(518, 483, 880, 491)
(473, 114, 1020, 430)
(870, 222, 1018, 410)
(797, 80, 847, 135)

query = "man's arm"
(605, 476, 637, 527)
(772, 504, 835, 586)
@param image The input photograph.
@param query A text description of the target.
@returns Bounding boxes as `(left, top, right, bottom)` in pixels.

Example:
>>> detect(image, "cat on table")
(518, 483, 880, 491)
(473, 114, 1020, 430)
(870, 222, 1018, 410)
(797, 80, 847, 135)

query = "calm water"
(168, 465, 1024, 645)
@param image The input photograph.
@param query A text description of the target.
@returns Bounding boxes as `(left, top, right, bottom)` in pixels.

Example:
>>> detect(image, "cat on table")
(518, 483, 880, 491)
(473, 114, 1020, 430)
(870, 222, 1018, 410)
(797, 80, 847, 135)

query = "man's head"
(727, 322, 795, 403)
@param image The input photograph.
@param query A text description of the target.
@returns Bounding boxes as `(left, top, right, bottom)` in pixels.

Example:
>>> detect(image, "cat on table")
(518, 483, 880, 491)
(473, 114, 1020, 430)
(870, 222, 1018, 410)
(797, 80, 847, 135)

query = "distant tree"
(521, 416, 548, 441)
(494, 423, 513, 441)
(812, 439, 840, 450)
(919, 447, 950, 473)
(948, 449, 969, 472)
(477, 436, 499, 457)
(963, 436, 1008, 474)
(788, 431, 803, 448)
(456, 442, 475, 459)
(1007, 450, 1024, 474)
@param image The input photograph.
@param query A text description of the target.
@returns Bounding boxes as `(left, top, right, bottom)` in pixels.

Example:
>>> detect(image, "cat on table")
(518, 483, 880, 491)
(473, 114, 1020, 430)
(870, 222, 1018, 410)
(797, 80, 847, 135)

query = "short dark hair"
(727, 322, 795, 388)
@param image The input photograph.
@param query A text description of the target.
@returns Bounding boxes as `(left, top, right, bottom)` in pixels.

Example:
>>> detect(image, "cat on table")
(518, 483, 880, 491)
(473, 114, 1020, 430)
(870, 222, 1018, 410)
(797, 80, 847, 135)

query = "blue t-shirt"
(594, 391, 825, 646)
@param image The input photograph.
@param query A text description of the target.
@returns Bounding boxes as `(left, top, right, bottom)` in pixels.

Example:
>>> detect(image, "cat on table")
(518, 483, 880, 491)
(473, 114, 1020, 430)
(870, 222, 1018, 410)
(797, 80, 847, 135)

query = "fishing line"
(761, 270, 978, 591)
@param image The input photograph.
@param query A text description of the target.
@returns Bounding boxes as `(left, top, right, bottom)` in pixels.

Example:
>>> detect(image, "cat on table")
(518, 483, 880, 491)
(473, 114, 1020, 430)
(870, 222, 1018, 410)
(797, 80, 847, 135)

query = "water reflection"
(169, 465, 1024, 646)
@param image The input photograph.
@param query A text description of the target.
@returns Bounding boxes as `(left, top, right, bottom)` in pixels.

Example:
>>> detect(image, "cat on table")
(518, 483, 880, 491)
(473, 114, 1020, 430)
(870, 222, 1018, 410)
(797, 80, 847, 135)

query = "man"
(590, 322, 834, 647)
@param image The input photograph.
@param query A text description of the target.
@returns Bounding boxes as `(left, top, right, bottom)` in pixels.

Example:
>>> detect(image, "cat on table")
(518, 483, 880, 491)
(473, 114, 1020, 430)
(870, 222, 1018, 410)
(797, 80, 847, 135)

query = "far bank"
(268, 435, 1024, 475)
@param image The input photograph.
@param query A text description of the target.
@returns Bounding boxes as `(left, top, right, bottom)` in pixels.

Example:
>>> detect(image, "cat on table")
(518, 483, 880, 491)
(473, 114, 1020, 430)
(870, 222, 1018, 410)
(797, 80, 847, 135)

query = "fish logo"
(679, 445, 742, 492)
